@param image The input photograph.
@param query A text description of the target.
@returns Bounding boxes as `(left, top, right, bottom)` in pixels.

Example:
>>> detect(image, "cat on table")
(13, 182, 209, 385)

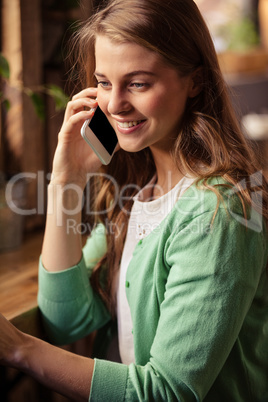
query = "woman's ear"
(188, 67, 203, 98)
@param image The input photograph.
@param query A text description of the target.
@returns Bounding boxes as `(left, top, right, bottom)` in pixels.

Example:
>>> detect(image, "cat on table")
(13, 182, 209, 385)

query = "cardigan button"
(125, 280, 130, 288)
(138, 239, 143, 245)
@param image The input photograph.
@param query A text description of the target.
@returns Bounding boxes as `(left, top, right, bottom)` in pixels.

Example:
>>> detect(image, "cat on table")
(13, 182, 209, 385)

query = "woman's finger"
(71, 87, 98, 101)
(60, 109, 94, 136)
(64, 98, 97, 118)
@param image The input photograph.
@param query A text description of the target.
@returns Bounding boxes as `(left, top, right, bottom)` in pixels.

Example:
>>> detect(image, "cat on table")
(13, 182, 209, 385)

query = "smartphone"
(81, 106, 118, 165)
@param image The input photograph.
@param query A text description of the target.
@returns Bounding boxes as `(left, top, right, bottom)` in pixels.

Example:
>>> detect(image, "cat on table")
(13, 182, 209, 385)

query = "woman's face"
(94, 35, 195, 155)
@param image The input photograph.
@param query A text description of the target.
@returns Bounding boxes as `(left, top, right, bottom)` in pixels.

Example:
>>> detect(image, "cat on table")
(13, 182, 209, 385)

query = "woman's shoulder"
(174, 176, 236, 215)
(167, 176, 265, 234)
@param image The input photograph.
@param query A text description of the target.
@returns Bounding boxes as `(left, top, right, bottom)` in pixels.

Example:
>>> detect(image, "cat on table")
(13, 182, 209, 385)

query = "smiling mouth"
(117, 120, 144, 128)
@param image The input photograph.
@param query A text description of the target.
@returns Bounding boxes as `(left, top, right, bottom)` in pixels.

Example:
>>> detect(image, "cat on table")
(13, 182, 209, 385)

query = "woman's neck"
(150, 147, 185, 197)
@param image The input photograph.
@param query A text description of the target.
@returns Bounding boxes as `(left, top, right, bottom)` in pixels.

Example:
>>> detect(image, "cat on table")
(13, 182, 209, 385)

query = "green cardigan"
(38, 179, 268, 401)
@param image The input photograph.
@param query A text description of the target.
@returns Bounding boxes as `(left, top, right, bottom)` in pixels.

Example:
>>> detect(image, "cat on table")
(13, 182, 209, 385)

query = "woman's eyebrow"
(94, 70, 156, 78)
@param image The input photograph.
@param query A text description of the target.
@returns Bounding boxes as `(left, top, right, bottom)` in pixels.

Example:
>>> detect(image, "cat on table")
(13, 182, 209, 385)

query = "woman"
(1, 0, 268, 400)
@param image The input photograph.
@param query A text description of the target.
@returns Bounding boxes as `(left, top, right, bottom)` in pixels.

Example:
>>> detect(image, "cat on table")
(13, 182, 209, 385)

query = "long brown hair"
(71, 0, 268, 311)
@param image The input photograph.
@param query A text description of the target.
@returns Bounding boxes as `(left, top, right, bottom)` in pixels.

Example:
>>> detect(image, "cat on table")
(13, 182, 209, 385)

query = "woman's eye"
(97, 81, 110, 88)
(130, 82, 146, 89)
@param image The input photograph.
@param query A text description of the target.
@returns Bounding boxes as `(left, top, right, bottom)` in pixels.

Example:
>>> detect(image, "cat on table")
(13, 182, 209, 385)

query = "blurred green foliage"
(0, 53, 69, 120)
(0, 53, 10, 79)
(220, 17, 260, 52)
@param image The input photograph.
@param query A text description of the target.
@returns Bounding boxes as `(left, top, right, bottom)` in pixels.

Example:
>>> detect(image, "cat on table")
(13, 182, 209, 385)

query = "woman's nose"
(107, 88, 131, 116)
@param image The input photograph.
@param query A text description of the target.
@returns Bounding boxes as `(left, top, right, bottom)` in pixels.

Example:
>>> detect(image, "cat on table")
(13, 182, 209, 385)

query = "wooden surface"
(0, 231, 94, 402)
(0, 231, 88, 338)
(0, 232, 43, 334)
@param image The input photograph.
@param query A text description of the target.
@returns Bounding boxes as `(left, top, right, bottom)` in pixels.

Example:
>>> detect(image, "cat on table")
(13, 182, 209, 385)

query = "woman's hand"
(42, 88, 106, 270)
(0, 313, 24, 368)
(0, 312, 94, 401)
(51, 88, 103, 188)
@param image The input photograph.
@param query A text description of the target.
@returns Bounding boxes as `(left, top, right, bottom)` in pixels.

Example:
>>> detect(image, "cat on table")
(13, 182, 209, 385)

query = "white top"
(117, 175, 196, 364)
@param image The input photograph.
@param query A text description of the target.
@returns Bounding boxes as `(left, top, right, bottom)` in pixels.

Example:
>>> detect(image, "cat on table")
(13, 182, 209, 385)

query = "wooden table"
(0, 230, 89, 338)
(0, 232, 47, 400)
(0, 231, 94, 401)
(0, 231, 44, 337)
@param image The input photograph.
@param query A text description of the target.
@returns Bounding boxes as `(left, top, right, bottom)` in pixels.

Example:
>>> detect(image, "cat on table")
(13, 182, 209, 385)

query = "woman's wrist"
(46, 182, 84, 222)
(10, 331, 93, 400)
(42, 179, 84, 271)
(6, 329, 32, 371)
(49, 172, 88, 190)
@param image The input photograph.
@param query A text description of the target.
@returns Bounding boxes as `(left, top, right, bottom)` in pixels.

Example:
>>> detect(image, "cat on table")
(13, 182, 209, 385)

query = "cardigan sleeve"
(38, 224, 111, 345)
(89, 203, 268, 401)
